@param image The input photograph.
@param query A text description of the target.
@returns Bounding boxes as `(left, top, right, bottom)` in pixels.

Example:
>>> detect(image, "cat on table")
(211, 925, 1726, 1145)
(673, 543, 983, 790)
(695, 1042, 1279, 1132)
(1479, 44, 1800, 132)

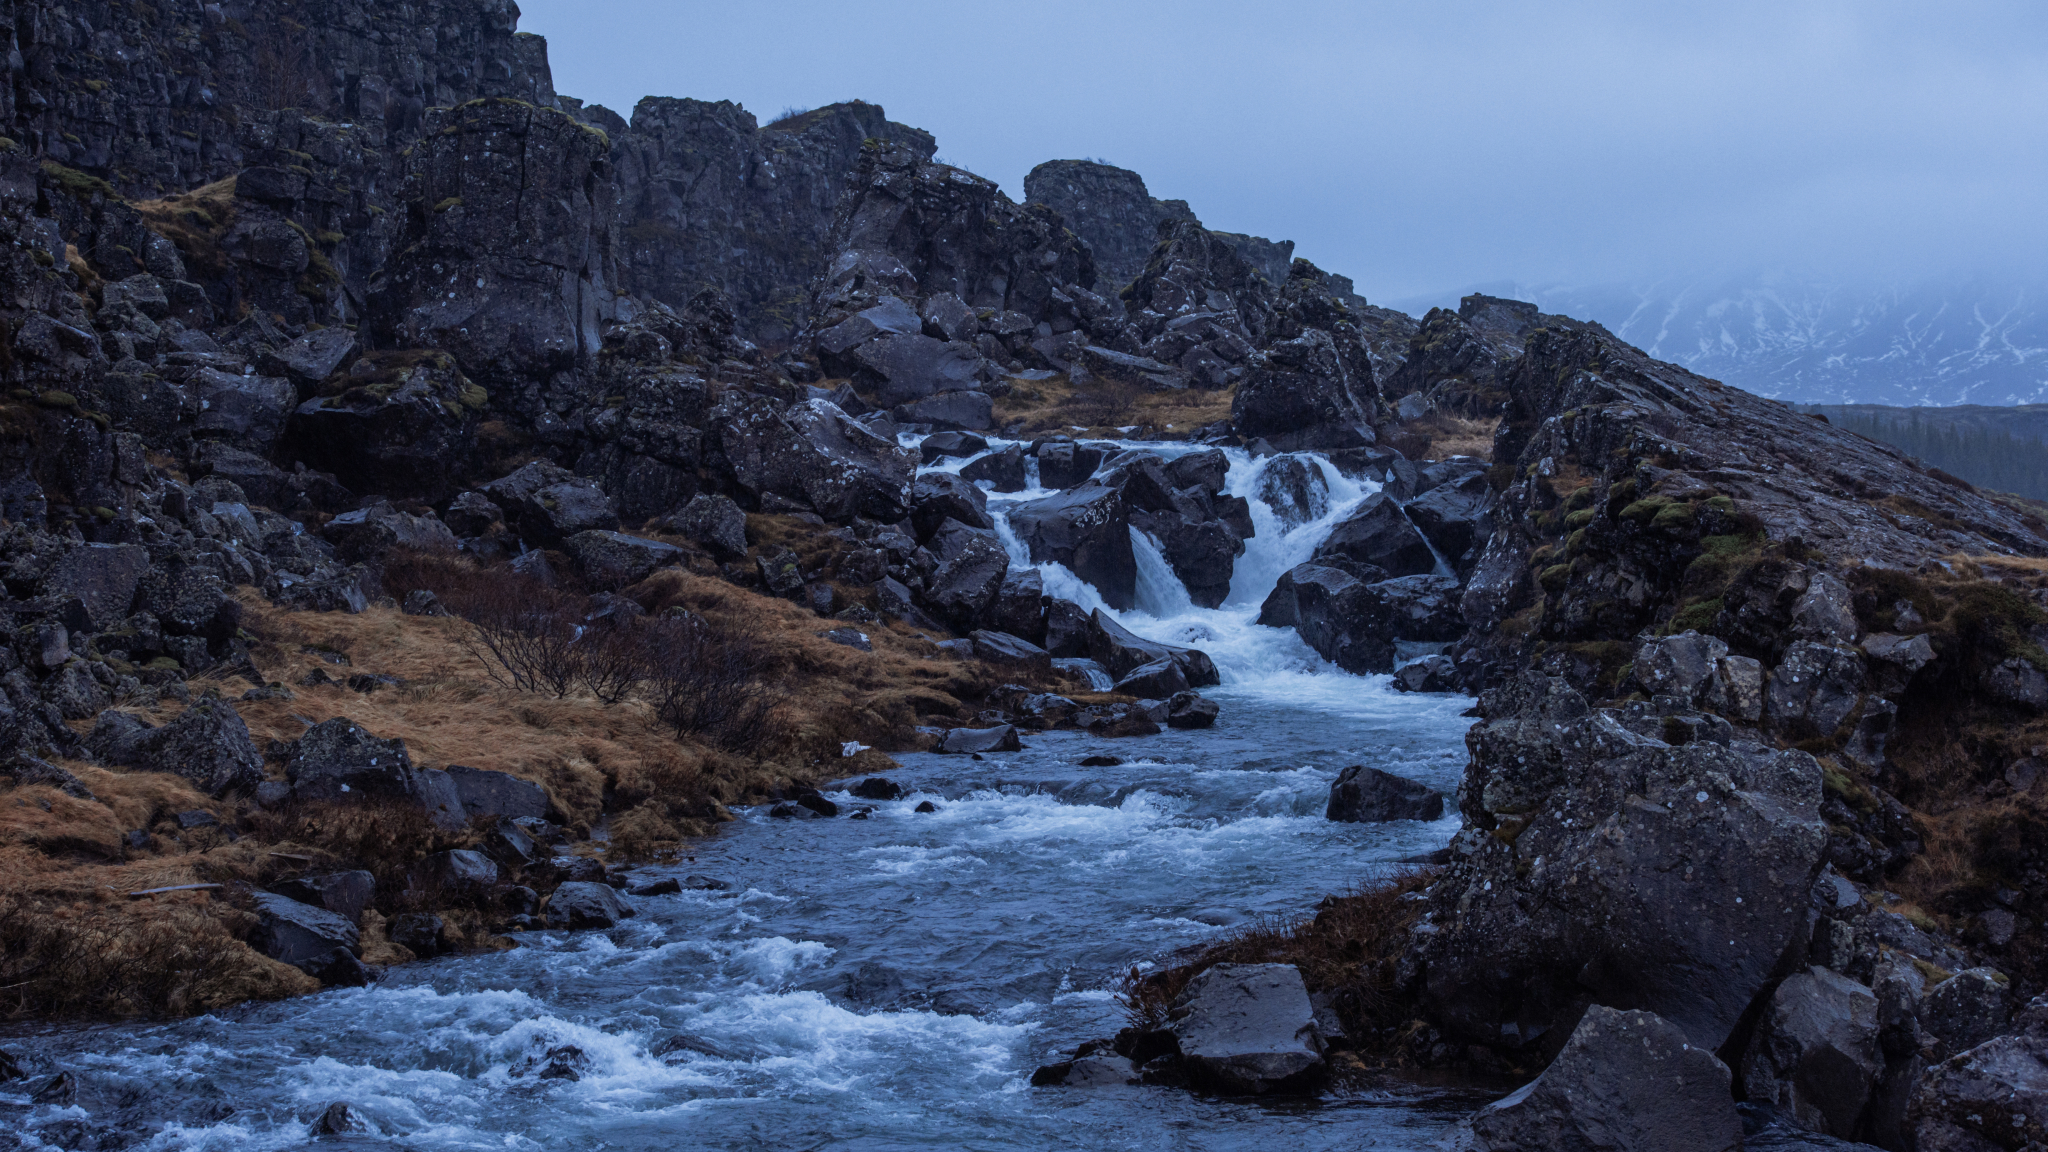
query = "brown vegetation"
(1117, 868, 1437, 1067)
(991, 374, 1235, 440)
(1386, 412, 1498, 462)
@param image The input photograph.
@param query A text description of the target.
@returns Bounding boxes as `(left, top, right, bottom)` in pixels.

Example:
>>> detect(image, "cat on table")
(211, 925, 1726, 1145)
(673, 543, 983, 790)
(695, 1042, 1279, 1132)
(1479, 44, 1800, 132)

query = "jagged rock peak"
(1024, 160, 1197, 298)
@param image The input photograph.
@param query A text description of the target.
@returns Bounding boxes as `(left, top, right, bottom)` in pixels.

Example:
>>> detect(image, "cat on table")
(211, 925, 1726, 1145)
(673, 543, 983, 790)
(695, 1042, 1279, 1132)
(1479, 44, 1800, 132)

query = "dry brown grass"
(990, 373, 1235, 440)
(130, 176, 238, 281)
(1388, 412, 1498, 462)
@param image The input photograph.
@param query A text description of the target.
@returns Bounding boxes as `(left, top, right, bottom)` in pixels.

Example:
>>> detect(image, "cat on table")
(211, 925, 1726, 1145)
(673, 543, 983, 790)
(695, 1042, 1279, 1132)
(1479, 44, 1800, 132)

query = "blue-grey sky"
(517, 1, 2048, 302)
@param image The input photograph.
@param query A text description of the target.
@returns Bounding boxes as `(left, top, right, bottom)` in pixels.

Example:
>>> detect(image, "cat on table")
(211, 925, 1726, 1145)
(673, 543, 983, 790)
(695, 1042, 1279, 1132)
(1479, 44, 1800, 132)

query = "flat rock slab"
(1169, 962, 1323, 1094)
(937, 725, 1022, 754)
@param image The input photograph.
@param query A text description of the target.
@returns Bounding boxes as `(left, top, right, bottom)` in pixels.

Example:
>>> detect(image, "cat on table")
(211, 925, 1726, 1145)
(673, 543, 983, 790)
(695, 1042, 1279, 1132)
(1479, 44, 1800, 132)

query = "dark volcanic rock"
(1008, 485, 1136, 610)
(1325, 765, 1443, 822)
(287, 718, 422, 803)
(88, 700, 265, 798)
(270, 871, 375, 926)
(1169, 963, 1323, 1094)
(1739, 966, 1884, 1139)
(1408, 673, 1828, 1055)
(717, 397, 917, 522)
(281, 351, 483, 502)
(663, 494, 749, 560)
(1442, 1006, 1740, 1152)
(1314, 493, 1437, 577)
(251, 892, 362, 973)
(547, 881, 632, 929)
(482, 462, 621, 550)
(937, 725, 1022, 754)
(445, 765, 551, 821)
(1909, 993, 2048, 1152)
(1023, 160, 1199, 295)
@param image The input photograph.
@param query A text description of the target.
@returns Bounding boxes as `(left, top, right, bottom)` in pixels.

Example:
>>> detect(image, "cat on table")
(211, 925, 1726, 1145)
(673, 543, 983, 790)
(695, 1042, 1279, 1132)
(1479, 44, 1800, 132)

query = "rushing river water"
(5, 441, 1489, 1151)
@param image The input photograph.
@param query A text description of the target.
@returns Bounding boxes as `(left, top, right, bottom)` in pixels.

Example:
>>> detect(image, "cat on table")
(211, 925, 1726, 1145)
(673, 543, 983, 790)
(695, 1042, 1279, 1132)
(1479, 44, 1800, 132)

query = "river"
(4, 441, 1488, 1151)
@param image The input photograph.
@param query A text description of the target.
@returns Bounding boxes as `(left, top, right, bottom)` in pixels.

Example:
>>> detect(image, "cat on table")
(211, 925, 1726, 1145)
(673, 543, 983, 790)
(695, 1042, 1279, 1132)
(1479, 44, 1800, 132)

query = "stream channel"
(7, 438, 1491, 1150)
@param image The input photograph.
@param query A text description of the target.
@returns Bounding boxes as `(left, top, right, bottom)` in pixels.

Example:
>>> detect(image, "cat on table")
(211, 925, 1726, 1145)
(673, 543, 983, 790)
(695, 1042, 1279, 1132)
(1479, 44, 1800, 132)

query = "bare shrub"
(643, 612, 782, 751)
(575, 618, 650, 705)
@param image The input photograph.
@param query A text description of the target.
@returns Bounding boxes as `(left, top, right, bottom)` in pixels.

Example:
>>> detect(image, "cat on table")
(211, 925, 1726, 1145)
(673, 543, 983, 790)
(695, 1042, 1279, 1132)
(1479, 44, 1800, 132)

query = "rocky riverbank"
(1, 2, 2046, 1148)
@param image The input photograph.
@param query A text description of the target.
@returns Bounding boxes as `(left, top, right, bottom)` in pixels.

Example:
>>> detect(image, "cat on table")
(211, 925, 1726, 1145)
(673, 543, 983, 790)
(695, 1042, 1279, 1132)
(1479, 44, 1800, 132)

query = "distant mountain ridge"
(1390, 275, 2048, 407)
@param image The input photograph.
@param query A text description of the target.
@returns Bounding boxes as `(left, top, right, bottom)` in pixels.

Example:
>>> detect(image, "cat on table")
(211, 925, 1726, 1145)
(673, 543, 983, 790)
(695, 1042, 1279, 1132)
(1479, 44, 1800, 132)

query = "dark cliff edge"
(0, 3, 2043, 1148)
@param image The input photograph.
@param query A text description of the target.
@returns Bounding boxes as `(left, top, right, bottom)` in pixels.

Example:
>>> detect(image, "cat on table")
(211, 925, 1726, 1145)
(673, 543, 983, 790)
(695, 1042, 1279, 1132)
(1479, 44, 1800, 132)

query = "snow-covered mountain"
(1388, 274, 2048, 407)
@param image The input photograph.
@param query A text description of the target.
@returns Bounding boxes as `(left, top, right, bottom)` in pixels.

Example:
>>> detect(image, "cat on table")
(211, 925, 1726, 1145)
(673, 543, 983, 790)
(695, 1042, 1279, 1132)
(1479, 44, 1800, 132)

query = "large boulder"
(1232, 328, 1377, 451)
(191, 367, 295, 454)
(1766, 641, 1869, 739)
(481, 461, 620, 550)
(1404, 472, 1494, 577)
(320, 502, 460, 564)
(41, 543, 149, 630)
(1008, 485, 1136, 609)
(445, 765, 551, 822)
(662, 494, 748, 560)
(1740, 966, 1885, 1138)
(1266, 566, 1460, 674)
(250, 892, 368, 987)
(1085, 610, 1220, 686)
(280, 351, 483, 502)
(910, 472, 993, 538)
(717, 397, 917, 522)
(1441, 1006, 1741, 1152)
(937, 725, 1022, 754)
(269, 871, 375, 926)
(924, 519, 1010, 629)
(286, 719, 423, 803)
(1169, 963, 1324, 1094)
(563, 530, 683, 589)
(1409, 673, 1829, 1055)
(1313, 492, 1437, 577)
(1909, 994, 2048, 1152)
(546, 881, 632, 929)
(1325, 765, 1443, 822)
(87, 700, 265, 797)
(1035, 441, 1105, 490)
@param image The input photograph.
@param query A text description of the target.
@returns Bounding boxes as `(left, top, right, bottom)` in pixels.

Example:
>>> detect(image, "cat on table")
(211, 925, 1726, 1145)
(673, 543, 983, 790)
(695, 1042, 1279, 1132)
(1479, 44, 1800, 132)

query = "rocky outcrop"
(1231, 261, 1387, 450)
(1908, 993, 2048, 1152)
(370, 98, 620, 390)
(1022, 159, 1200, 296)
(611, 99, 935, 343)
(1407, 673, 1829, 1057)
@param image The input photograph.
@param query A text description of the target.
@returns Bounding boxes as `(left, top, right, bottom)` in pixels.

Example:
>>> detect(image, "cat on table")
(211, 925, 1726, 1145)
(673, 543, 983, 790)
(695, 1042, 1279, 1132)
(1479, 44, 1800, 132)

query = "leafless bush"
(642, 612, 782, 750)
(444, 571, 582, 697)
(575, 619, 650, 705)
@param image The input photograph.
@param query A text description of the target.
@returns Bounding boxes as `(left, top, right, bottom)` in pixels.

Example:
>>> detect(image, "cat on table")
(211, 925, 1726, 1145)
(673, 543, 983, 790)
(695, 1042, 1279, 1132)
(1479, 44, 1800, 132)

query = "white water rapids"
(1, 436, 1487, 1151)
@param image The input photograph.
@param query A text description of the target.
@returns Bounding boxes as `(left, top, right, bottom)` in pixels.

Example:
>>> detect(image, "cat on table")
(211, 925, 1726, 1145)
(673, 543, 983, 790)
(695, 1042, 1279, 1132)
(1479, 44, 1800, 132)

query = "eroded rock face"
(1008, 485, 1136, 610)
(1408, 673, 1829, 1055)
(716, 397, 916, 522)
(373, 99, 620, 388)
(1023, 160, 1200, 296)
(1442, 1006, 1741, 1152)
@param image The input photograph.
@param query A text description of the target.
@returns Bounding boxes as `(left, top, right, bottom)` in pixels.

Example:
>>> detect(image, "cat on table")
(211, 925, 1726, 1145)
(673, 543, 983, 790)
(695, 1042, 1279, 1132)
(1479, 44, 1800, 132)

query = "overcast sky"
(516, 1, 2048, 303)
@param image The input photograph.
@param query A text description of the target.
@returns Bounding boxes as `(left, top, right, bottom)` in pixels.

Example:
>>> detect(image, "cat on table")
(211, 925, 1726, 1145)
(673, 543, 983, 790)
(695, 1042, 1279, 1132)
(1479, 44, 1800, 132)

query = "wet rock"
(1410, 673, 1829, 1055)
(989, 569, 1048, 644)
(1036, 441, 1106, 490)
(1313, 492, 1436, 577)
(251, 891, 362, 974)
(851, 777, 904, 801)
(914, 800, 939, 813)
(270, 871, 375, 926)
(1165, 691, 1220, 729)
(910, 473, 993, 537)
(388, 912, 447, 958)
(938, 725, 1023, 754)
(960, 443, 1028, 492)
(1392, 655, 1460, 693)
(920, 431, 989, 464)
(564, 530, 683, 589)
(1325, 765, 1443, 822)
(924, 519, 1010, 629)
(1009, 485, 1136, 609)
(1168, 963, 1323, 1094)
(1740, 966, 1884, 1138)
(1085, 609, 1221, 686)
(547, 881, 633, 929)
(481, 462, 620, 550)
(970, 630, 1053, 675)
(1442, 1006, 1740, 1152)
(662, 494, 749, 560)
(1032, 1054, 1140, 1088)
(1908, 993, 2048, 1152)
(286, 718, 421, 803)
(310, 1100, 371, 1136)
(88, 699, 265, 798)
(1117, 656, 1190, 698)
(1255, 455, 1329, 528)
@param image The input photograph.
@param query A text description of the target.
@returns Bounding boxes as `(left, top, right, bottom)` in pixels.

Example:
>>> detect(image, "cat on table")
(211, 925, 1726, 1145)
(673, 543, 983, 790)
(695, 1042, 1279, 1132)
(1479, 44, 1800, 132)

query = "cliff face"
(3, 0, 553, 198)
(1023, 160, 1196, 298)
(610, 99, 935, 346)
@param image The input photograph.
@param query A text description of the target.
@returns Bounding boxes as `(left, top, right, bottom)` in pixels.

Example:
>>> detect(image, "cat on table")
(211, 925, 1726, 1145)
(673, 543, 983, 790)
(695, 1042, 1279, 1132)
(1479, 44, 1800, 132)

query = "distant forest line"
(1802, 404, 2048, 500)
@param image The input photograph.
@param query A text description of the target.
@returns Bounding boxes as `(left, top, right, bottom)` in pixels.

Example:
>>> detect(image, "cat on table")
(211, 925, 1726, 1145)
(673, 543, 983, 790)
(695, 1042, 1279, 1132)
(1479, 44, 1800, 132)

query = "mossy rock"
(1650, 501, 1697, 532)
(38, 390, 78, 408)
(1565, 507, 1596, 530)
(1620, 495, 1676, 525)
(434, 197, 464, 213)
(1539, 563, 1572, 593)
